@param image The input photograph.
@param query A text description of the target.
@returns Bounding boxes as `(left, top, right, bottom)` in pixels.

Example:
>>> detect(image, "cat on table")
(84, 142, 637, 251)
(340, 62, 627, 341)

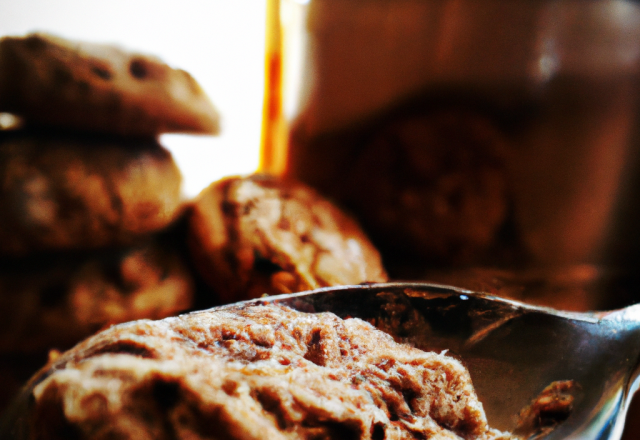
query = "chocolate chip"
(91, 65, 112, 80)
(129, 58, 148, 79)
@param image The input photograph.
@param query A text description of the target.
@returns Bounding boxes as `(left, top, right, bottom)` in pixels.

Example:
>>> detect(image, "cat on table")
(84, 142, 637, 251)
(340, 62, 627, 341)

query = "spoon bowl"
(256, 282, 640, 439)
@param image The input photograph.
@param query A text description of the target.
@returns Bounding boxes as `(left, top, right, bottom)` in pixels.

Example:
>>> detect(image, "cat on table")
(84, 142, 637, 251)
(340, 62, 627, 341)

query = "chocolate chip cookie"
(0, 33, 219, 136)
(188, 174, 388, 303)
(288, 108, 512, 269)
(0, 240, 194, 354)
(0, 130, 185, 255)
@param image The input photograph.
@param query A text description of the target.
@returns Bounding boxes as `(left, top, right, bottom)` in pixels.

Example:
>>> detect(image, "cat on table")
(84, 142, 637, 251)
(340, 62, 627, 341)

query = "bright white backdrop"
(0, 0, 267, 198)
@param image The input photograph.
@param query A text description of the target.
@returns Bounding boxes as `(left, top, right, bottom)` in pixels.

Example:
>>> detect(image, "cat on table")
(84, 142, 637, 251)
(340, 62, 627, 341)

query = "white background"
(0, 0, 267, 198)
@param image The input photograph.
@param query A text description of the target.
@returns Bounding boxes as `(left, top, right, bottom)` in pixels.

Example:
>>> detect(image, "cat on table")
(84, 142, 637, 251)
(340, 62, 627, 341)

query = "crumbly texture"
(0, 33, 219, 137)
(514, 380, 577, 438)
(0, 130, 185, 255)
(25, 304, 514, 440)
(188, 174, 388, 303)
(287, 109, 510, 267)
(0, 240, 194, 354)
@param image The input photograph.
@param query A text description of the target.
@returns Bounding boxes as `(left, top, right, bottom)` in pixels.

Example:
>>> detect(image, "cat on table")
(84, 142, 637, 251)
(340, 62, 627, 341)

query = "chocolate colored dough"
(20, 303, 515, 440)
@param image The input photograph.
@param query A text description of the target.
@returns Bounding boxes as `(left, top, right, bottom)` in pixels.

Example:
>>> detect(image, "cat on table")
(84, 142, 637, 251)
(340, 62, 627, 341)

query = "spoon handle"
(600, 303, 640, 325)
(594, 303, 640, 440)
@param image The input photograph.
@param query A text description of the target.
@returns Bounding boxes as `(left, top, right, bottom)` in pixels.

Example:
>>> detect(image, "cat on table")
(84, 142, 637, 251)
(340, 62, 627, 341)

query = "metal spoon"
(257, 282, 640, 440)
(2, 282, 639, 439)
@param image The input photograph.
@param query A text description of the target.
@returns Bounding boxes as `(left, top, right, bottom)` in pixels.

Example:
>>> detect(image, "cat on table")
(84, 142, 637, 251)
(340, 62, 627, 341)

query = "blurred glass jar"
(261, 0, 640, 284)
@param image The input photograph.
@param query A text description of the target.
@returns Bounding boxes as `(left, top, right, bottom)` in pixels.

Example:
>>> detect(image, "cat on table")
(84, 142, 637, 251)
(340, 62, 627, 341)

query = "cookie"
(0, 240, 194, 354)
(288, 108, 511, 269)
(0, 33, 219, 136)
(188, 174, 388, 303)
(0, 130, 185, 255)
(9, 303, 514, 440)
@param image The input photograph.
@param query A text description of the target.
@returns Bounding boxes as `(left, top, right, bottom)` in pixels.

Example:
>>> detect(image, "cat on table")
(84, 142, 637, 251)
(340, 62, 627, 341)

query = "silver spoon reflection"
(264, 283, 640, 439)
(2, 282, 639, 440)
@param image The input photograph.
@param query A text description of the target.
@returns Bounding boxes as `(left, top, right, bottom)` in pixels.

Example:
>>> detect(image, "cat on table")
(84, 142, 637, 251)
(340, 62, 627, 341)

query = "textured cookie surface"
(188, 174, 388, 303)
(22, 303, 514, 440)
(288, 108, 510, 269)
(0, 33, 219, 136)
(0, 240, 194, 354)
(0, 131, 184, 255)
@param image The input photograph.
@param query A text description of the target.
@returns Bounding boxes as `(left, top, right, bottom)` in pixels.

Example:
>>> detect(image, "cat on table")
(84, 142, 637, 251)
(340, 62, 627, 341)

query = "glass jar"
(261, 0, 640, 310)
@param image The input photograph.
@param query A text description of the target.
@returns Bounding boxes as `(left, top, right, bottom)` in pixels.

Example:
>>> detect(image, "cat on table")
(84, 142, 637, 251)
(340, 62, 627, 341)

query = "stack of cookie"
(0, 33, 220, 408)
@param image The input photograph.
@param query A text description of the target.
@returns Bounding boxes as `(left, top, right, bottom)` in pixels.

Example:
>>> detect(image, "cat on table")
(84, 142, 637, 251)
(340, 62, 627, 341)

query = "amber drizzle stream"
(260, 0, 288, 175)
